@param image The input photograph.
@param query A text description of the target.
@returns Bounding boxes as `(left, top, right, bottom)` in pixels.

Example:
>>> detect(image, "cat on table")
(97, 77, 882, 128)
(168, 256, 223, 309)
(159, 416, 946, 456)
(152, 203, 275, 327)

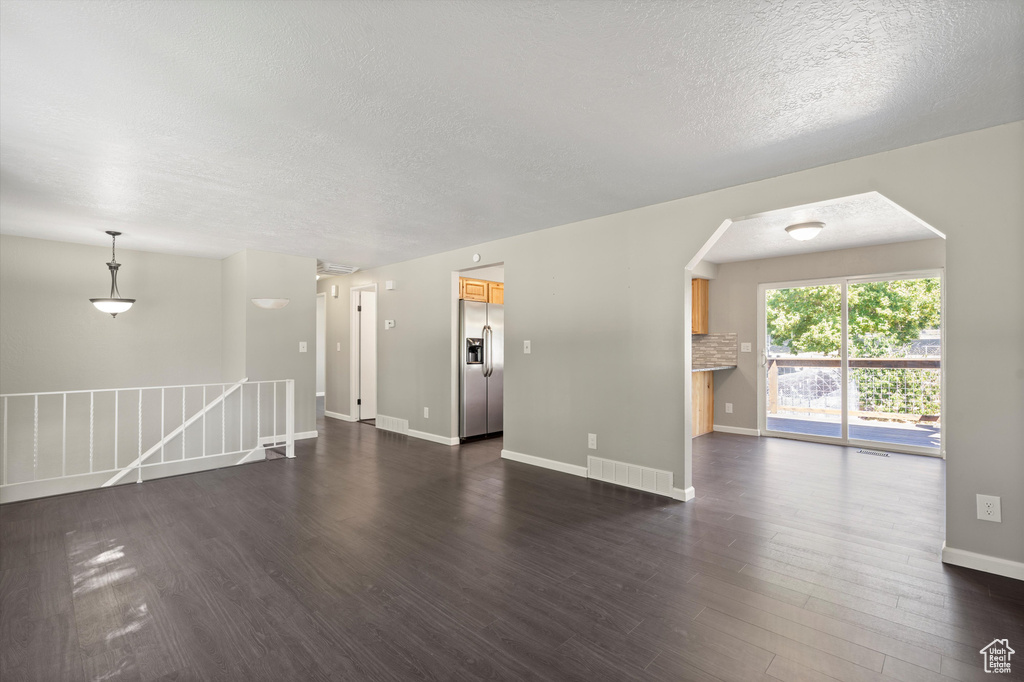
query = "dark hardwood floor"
(2, 414, 1022, 681)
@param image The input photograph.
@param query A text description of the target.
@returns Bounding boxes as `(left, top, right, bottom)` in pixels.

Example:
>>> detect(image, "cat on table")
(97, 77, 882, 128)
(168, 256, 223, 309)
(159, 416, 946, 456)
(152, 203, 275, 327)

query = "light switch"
(386, 280, 395, 290)
(524, 340, 531, 354)
(336, 342, 341, 351)
(299, 341, 307, 353)
(741, 342, 752, 353)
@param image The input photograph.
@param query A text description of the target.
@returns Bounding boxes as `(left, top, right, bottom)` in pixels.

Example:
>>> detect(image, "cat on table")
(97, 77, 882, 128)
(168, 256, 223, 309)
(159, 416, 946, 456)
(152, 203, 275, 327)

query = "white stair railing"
(0, 378, 295, 504)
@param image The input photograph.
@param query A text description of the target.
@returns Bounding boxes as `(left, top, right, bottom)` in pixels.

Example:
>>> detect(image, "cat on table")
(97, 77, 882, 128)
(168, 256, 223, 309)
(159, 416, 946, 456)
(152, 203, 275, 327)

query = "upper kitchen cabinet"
(692, 278, 709, 334)
(461, 278, 489, 302)
(488, 282, 504, 304)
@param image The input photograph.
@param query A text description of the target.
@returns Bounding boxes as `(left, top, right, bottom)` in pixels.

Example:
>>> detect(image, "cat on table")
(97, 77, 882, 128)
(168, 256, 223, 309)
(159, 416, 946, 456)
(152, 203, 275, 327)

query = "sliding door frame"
(756, 269, 944, 457)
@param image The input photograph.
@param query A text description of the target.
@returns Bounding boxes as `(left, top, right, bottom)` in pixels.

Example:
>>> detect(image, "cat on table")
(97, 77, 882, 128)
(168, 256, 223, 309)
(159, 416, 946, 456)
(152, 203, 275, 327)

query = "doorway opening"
(685, 191, 946, 460)
(316, 292, 326, 399)
(759, 272, 942, 456)
(452, 264, 504, 443)
(350, 284, 377, 424)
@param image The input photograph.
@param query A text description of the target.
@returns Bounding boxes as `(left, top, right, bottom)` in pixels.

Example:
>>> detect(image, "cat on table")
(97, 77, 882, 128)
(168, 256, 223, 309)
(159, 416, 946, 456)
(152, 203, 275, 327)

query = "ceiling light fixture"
(785, 221, 825, 241)
(89, 231, 136, 317)
(251, 298, 290, 309)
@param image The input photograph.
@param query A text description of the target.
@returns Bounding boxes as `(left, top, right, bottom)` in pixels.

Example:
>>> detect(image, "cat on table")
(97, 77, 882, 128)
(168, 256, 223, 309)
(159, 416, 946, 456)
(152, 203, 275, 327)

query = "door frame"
(316, 292, 326, 398)
(756, 268, 944, 457)
(349, 283, 378, 421)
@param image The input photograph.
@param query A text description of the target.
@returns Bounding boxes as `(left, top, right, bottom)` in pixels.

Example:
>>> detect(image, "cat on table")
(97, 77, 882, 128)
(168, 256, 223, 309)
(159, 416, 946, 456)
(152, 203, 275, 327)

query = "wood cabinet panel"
(461, 278, 489, 302)
(692, 371, 714, 437)
(692, 278, 709, 335)
(488, 282, 504, 304)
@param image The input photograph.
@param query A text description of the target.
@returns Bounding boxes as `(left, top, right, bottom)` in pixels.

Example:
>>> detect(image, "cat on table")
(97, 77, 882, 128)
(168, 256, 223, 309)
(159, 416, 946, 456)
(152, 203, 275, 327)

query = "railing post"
(114, 390, 119, 470)
(285, 380, 295, 458)
(137, 389, 143, 484)
(62, 393, 67, 478)
(221, 384, 226, 455)
(89, 392, 94, 473)
(33, 394, 38, 481)
(202, 386, 207, 457)
(2, 396, 7, 486)
(240, 383, 244, 452)
(160, 388, 165, 463)
(182, 387, 186, 460)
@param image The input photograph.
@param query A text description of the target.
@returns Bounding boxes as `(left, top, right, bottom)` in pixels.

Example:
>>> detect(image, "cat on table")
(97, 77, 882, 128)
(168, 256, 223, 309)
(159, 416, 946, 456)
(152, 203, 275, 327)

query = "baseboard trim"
(407, 428, 459, 446)
(295, 430, 318, 440)
(712, 425, 760, 437)
(501, 449, 588, 478)
(316, 392, 325, 397)
(673, 486, 696, 501)
(325, 410, 356, 422)
(942, 541, 1024, 581)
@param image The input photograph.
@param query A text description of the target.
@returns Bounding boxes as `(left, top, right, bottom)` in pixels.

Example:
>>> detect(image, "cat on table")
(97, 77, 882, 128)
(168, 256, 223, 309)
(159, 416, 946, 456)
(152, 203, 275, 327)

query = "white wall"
(318, 122, 1024, 571)
(233, 250, 318, 434)
(0, 235, 223, 393)
(1, 239, 318, 443)
(707, 238, 947, 432)
(461, 265, 505, 282)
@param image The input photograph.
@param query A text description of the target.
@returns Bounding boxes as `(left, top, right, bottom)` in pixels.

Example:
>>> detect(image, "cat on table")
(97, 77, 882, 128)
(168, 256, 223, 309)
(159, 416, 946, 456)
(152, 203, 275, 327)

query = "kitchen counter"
(692, 365, 736, 372)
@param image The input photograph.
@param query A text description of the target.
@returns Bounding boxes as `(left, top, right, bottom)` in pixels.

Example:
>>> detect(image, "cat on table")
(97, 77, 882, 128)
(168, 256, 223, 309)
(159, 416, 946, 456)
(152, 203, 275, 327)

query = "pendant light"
(89, 231, 136, 317)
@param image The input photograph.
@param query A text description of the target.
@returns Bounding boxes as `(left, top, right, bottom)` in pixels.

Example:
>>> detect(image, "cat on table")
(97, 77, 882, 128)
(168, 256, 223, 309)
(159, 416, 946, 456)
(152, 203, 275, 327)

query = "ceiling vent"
(317, 261, 360, 277)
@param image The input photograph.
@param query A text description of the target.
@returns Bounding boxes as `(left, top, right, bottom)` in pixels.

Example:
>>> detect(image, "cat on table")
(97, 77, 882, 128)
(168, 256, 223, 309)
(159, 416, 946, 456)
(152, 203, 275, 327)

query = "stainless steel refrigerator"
(460, 300, 503, 439)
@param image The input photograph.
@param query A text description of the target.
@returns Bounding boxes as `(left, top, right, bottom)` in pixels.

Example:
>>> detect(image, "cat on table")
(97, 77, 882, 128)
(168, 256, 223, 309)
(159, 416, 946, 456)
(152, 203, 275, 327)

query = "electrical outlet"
(423, 407, 429, 419)
(588, 433, 597, 449)
(524, 340, 531, 354)
(336, 342, 341, 351)
(977, 494, 1001, 522)
(298, 341, 307, 353)
(740, 342, 752, 353)
(384, 319, 396, 329)
(725, 402, 733, 414)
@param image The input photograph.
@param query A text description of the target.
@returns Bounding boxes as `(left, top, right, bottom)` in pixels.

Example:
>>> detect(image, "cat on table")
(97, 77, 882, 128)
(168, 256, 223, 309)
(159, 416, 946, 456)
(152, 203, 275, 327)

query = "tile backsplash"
(693, 332, 738, 368)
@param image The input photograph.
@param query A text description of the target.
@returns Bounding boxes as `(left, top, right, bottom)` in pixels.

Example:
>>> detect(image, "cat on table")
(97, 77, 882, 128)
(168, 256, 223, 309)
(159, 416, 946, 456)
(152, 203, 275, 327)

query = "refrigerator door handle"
(483, 325, 493, 377)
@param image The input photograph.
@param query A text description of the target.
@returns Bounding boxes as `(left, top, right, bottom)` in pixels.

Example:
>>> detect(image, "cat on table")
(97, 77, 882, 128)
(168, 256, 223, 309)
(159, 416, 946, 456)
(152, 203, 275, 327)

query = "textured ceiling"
(1, 1, 1021, 268)
(702, 192, 941, 264)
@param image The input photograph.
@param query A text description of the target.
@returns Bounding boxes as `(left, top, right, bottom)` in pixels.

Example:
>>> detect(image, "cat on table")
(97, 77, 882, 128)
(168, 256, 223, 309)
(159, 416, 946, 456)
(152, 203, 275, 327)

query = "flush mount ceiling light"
(89, 231, 136, 317)
(251, 298, 290, 309)
(784, 221, 825, 241)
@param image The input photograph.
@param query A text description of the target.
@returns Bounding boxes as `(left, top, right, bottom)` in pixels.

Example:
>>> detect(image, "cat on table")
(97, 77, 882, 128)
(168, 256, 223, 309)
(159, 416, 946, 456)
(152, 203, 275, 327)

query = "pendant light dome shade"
(784, 221, 825, 241)
(90, 231, 136, 317)
(251, 298, 290, 309)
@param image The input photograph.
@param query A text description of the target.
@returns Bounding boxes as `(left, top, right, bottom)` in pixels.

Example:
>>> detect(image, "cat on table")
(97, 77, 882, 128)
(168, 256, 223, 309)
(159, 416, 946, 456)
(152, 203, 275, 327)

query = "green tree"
(766, 279, 940, 357)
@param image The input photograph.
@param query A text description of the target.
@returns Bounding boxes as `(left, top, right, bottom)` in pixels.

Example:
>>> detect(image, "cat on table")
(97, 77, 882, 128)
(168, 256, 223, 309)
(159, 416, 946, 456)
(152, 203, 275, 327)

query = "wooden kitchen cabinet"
(691, 371, 714, 437)
(459, 277, 503, 303)
(488, 282, 504, 304)
(692, 278, 709, 334)
(461, 278, 489, 302)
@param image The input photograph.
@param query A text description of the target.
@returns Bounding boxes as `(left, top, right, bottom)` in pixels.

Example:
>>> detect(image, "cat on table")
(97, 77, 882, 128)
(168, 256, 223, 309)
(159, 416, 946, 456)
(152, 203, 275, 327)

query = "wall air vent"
(317, 261, 360, 277)
(857, 449, 890, 457)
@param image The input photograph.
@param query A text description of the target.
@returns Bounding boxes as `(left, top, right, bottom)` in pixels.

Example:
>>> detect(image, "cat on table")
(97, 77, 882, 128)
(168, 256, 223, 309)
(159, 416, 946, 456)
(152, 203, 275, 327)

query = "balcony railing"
(0, 378, 295, 504)
(767, 357, 941, 423)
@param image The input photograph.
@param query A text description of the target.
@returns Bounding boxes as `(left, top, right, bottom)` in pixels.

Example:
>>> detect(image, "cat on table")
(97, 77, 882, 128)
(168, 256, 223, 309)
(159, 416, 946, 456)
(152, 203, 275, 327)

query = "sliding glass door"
(763, 283, 845, 441)
(760, 272, 942, 456)
(846, 277, 942, 452)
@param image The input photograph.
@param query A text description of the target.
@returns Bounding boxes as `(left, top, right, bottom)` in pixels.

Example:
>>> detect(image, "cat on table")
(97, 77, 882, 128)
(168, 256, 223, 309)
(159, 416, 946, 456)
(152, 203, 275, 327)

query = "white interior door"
(316, 293, 326, 396)
(358, 291, 377, 420)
